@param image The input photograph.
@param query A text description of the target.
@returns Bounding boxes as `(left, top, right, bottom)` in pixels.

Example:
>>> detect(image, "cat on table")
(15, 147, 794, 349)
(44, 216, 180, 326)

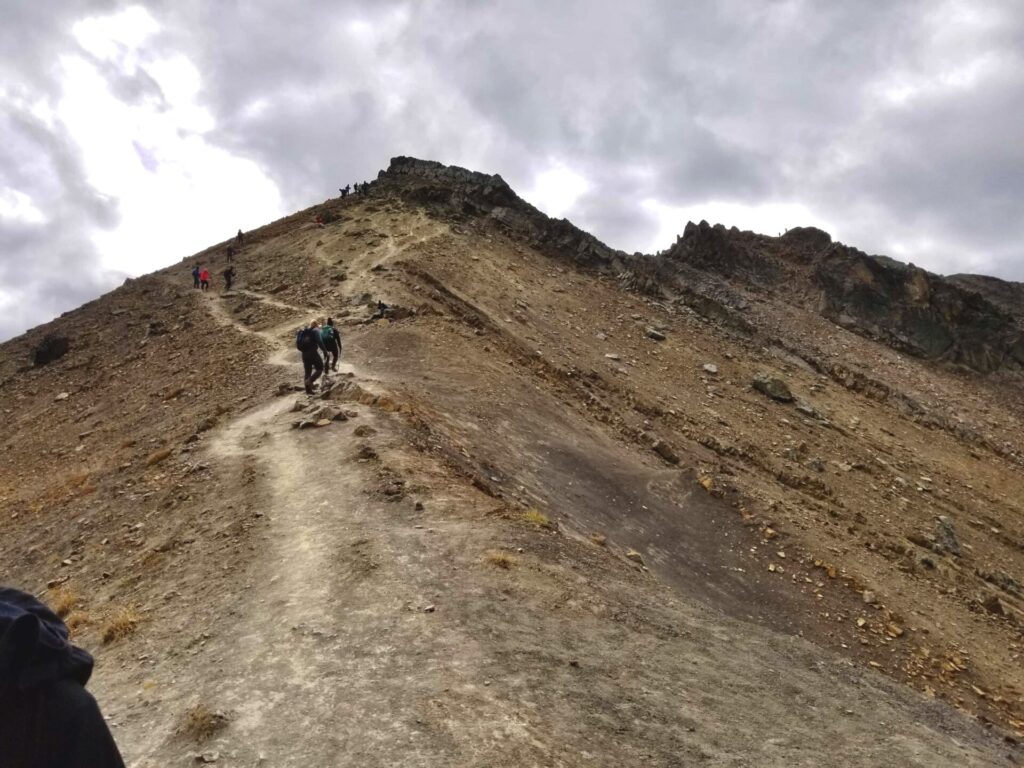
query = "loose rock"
(752, 374, 794, 403)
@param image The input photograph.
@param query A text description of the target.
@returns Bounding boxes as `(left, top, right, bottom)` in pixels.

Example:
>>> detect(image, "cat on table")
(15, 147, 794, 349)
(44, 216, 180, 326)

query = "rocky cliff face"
(814, 247, 1024, 372)
(379, 159, 1024, 374)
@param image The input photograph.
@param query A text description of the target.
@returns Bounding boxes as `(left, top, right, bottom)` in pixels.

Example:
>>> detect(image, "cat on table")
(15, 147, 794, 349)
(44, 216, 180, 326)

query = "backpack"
(295, 328, 317, 352)
(320, 325, 335, 344)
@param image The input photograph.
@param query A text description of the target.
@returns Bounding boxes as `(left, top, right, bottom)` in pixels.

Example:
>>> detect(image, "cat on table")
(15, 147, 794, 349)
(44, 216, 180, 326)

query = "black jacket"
(0, 587, 125, 768)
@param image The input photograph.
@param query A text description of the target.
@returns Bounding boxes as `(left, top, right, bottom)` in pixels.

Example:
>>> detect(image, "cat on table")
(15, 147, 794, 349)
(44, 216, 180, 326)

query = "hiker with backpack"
(223, 266, 236, 292)
(321, 317, 342, 372)
(191, 264, 200, 289)
(199, 268, 210, 291)
(296, 320, 328, 394)
(236, 229, 244, 246)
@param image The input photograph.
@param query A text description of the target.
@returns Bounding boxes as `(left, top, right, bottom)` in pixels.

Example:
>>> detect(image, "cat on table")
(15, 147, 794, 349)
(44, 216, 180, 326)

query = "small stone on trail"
(414, 501, 424, 511)
(862, 590, 878, 605)
(291, 400, 306, 413)
(423, 604, 436, 613)
(315, 419, 332, 427)
(604, 353, 621, 361)
(625, 549, 645, 565)
(702, 363, 718, 374)
(353, 425, 376, 437)
(55, 392, 69, 401)
(645, 327, 666, 341)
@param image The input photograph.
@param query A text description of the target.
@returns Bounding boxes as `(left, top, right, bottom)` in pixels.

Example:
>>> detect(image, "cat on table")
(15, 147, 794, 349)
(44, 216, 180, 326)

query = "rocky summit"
(1, 157, 1023, 767)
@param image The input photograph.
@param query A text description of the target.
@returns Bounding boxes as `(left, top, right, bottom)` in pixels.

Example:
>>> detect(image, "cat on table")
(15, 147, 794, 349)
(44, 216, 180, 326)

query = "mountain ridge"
(1, 156, 1022, 765)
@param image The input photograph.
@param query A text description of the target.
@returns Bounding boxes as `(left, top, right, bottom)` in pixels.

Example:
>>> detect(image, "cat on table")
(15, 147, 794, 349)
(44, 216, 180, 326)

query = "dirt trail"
(82, 284, 1008, 767)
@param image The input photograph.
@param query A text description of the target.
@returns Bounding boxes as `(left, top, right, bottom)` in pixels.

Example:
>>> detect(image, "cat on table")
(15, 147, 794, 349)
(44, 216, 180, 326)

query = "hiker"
(223, 265, 236, 292)
(296, 320, 328, 394)
(339, 185, 349, 198)
(321, 317, 342, 372)
(369, 300, 391, 322)
(236, 229, 244, 246)
(226, 245, 234, 262)
(0, 586, 126, 768)
(199, 268, 210, 291)
(353, 181, 360, 194)
(191, 264, 200, 289)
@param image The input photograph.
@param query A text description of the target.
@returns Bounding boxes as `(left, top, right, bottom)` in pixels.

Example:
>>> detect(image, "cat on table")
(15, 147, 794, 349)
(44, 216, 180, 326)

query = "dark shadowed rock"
(31, 335, 70, 366)
(934, 516, 961, 557)
(814, 246, 1024, 373)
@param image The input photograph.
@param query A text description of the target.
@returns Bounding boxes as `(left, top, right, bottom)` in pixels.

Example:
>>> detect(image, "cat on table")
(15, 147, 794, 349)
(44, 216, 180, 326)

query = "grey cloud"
(3, 0, 1024, 341)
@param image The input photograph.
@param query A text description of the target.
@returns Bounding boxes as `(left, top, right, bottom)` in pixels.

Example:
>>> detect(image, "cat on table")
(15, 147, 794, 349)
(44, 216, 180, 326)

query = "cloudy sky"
(2, 1, 1022, 341)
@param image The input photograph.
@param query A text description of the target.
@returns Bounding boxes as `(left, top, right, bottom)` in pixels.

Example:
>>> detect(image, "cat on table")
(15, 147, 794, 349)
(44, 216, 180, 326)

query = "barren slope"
(1, 158, 1022, 766)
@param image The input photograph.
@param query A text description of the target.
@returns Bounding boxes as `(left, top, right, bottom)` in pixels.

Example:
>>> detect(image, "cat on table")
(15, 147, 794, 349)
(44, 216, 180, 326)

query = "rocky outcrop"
(379, 157, 626, 269)
(380, 157, 1024, 374)
(814, 245, 1024, 373)
(947, 274, 1024, 327)
(664, 220, 780, 282)
(31, 335, 70, 366)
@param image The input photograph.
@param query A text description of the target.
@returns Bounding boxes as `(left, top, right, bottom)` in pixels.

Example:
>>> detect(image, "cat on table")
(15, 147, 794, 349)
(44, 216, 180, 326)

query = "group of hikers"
(338, 180, 372, 198)
(295, 318, 343, 394)
(191, 263, 236, 292)
(190, 229, 244, 292)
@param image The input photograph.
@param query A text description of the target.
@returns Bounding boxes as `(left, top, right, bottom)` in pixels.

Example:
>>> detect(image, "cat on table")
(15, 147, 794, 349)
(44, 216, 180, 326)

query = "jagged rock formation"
(379, 158, 1024, 374)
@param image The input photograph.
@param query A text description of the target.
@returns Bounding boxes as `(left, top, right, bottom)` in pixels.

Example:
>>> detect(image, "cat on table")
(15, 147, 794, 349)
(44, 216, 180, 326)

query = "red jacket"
(199, 270, 209, 281)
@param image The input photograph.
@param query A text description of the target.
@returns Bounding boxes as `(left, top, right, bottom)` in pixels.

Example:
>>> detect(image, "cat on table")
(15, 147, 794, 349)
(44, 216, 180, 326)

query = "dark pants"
(200, 280, 209, 291)
(193, 276, 199, 288)
(302, 350, 323, 388)
(225, 277, 233, 291)
(324, 344, 338, 370)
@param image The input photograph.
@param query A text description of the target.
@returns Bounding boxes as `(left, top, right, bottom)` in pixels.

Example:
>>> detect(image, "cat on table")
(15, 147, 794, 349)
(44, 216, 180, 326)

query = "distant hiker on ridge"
(226, 245, 234, 262)
(322, 317, 342, 372)
(339, 185, 349, 198)
(199, 268, 210, 292)
(223, 265, 236, 292)
(296, 320, 328, 394)
(191, 264, 200, 289)
(236, 229, 244, 246)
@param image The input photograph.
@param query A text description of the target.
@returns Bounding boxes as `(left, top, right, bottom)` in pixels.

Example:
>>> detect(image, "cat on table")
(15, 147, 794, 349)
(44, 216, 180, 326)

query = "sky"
(2, 1, 1023, 341)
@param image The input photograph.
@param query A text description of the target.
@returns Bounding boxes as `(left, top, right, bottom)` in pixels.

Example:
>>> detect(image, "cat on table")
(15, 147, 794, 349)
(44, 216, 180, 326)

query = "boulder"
(752, 374, 794, 403)
(645, 328, 666, 341)
(32, 335, 70, 367)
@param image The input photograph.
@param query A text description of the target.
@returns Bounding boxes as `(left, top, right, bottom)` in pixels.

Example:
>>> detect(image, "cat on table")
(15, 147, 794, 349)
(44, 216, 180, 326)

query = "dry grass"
(180, 704, 230, 741)
(484, 550, 518, 569)
(523, 508, 552, 528)
(65, 611, 91, 635)
(101, 606, 140, 644)
(146, 446, 174, 466)
(48, 586, 80, 618)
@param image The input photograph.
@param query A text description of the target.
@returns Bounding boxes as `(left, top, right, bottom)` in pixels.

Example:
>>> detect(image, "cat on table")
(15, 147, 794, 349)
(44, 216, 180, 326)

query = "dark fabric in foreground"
(0, 586, 125, 768)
